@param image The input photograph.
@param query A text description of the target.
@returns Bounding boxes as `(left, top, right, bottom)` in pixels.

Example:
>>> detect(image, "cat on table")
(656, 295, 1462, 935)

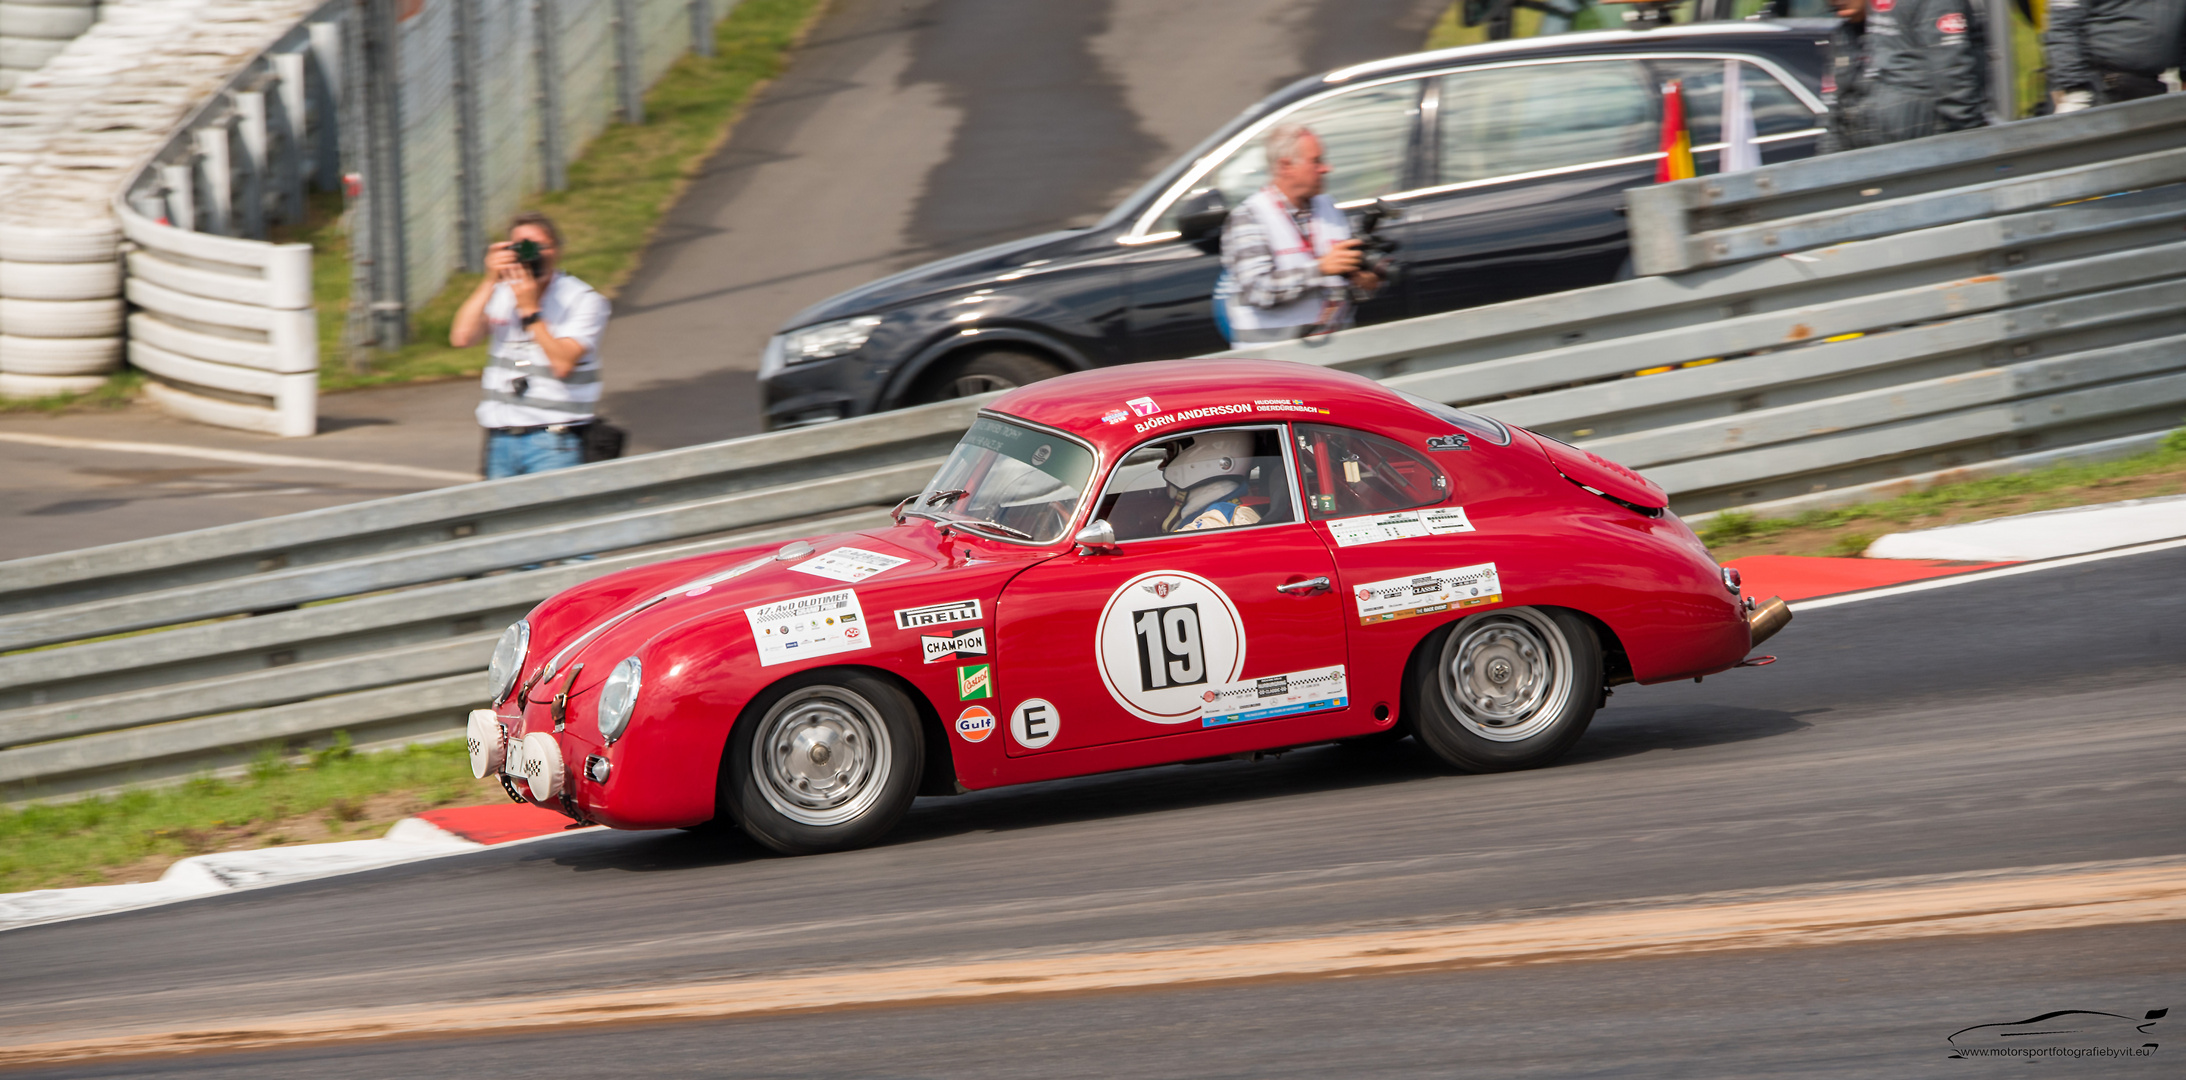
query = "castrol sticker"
(1095, 570, 1246, 724)
(1936, 11, 1965, 33)
(954, 705, 996, 743)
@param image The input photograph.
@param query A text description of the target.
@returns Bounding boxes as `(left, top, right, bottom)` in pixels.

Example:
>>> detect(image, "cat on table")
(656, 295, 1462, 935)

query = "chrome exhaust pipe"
(1747, 595, 1792, 649)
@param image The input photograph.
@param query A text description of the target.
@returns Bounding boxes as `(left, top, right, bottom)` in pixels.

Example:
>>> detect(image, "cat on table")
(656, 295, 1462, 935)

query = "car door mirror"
(1175, 188, 1228, 255)
(1074, 519, 1119, 554)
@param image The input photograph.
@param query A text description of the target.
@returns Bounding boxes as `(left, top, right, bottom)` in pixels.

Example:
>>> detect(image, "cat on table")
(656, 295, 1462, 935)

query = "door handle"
(1276, 576, 1331, 595)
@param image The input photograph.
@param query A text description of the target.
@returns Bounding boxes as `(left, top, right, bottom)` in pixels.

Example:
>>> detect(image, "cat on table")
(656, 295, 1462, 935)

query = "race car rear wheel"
(726, 670, 924, 855)
(1408, 607, 1601, 773)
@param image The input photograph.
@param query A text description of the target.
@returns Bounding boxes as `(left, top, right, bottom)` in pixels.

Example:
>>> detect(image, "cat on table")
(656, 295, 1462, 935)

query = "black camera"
(1352, 200, 1402, 286)
(511, 238, 546, 279)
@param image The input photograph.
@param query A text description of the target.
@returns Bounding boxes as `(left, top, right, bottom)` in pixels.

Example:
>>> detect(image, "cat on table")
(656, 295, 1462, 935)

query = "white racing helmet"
(1163, 430, 1254, 491)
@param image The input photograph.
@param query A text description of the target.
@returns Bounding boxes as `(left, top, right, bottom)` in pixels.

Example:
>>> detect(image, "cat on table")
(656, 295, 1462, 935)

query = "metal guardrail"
(5, 101, 2184, 801)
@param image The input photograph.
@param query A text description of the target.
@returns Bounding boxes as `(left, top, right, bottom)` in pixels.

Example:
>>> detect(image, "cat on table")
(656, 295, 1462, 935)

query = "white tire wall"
(0, 5, 97, 38)
(0, 223, 121, 390)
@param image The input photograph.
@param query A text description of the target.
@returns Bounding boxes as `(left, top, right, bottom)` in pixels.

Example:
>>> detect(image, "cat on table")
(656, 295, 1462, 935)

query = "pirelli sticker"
(1352, 562, 1501, 625)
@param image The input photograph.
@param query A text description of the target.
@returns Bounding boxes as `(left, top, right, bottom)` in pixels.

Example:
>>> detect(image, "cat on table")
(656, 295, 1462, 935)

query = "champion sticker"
(894, 599, 982, 630)
(789, 546, 910, 583)
(1326, 507, 1474, 548)
(745, 589, 872, 666)
(1095, 570, 1246, 724)
(1352, 562, 1502, 625)
(954, 705, 996, 743)
(957, 663, 993, 701)
(921, 626, 988, 664)
(1936, 11, 1965, 32)
(1425, 433, 1470, 452)
(1010, 698, 1060, 750)
(1200, 664, 1348, 728)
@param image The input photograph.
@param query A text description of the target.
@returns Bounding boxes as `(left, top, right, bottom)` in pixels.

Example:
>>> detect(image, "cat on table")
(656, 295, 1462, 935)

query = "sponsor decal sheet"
(1353, 562, 1502, 624)
(1200, 665, 1349, 728)
(1325, 506, 1473, 548)
(790, 546, 910, 583)
(745, 589, 872, 666)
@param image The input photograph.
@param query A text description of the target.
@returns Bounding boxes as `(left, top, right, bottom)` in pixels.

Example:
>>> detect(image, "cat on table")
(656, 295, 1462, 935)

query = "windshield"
(912, 417, 1096, 544)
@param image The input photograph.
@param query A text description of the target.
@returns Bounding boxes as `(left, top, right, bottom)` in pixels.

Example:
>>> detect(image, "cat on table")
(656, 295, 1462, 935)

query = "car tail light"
(1721, 567, 1742, 594)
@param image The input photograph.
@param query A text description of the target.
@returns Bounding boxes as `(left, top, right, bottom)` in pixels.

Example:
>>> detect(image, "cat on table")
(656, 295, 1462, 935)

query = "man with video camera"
(450, 211, 617, 478)
(1217, 122, 1383, 344)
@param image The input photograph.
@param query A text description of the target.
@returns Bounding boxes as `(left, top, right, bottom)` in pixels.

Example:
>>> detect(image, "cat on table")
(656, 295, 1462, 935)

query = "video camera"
(1351, 199, 1402, 287)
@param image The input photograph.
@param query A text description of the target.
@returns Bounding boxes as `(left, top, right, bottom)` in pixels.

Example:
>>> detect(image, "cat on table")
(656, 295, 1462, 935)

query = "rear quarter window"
(1296, 424, 1448, 519)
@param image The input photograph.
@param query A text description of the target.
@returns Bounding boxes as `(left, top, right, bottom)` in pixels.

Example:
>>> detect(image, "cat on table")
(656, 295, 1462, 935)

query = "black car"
(759, 21, 1832, 428)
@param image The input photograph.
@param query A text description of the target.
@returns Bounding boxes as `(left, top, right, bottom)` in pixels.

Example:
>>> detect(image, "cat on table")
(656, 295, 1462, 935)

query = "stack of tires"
(0, 219, 122, 397)
(0, 0, 97, 93)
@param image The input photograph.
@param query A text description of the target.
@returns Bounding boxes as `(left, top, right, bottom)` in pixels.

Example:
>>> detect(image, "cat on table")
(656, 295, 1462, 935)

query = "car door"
(991, 425, 1351, 758)
(1644, 56, 1829, 176)
(1395, 58, 1659, 318)
(1121, 79, 1427, 362)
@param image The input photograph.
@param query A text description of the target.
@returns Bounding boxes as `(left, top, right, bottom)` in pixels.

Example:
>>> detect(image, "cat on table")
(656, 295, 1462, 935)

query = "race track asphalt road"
(4, 546, 2181, 1077)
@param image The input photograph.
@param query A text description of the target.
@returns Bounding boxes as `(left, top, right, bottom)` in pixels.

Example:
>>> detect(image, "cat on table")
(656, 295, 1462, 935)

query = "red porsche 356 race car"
(468, 360, 1790, 854)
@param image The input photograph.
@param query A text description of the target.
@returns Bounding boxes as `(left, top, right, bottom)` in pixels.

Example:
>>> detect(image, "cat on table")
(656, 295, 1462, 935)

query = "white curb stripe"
(0, 432, 477, 483)
(1798, 536, 2186, 611)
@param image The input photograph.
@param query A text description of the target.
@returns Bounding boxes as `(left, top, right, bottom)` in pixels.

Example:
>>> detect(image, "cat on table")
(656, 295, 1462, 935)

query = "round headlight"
(488, 620, 530, 705)
(597, 655, 642, 743)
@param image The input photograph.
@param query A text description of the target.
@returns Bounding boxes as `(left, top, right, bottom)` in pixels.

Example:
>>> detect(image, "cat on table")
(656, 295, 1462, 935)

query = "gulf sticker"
(1094, 570, 1246, 723)
(954, 705, 996, 743)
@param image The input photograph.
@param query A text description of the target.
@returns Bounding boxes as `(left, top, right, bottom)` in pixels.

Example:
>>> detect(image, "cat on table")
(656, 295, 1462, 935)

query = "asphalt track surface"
(4, 546, 2182, 1076)
(0, 0, 1448, 562)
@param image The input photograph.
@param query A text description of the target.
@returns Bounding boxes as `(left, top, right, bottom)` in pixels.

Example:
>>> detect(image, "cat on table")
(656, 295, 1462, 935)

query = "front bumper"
(758, 334, 896, 428)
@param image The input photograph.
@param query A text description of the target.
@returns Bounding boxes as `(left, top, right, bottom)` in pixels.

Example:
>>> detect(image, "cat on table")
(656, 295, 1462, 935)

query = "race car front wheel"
(726, 670, 924, 855)
(1408, 607, 1601, 773)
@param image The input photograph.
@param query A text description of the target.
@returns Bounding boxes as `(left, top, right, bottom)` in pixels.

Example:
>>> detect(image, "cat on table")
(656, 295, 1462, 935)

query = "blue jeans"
(484, 428, 584, 479)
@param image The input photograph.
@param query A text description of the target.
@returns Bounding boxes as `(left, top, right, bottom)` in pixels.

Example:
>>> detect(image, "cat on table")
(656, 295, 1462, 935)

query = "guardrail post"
(612, 0, 644, 126)
(687, 0, 714, 59)
(273, 50, 310, 223)
(1985, 0, 2018, 122)
(308, 20, 345, 193)
(530, 0, 566, 192)
(235, 89, 271, 239)
(341, 0, 407, 358)
(450, 0, 486, 271)
(194, 125, 234, 237)
(161, 163, 197, 231)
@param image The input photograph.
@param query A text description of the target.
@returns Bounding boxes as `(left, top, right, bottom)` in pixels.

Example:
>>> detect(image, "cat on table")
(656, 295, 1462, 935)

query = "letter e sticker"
(1010, 699, 1059, 750)
(954, 705, 996, 744)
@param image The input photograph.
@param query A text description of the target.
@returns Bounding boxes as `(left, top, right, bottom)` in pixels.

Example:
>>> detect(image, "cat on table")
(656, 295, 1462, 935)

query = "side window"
(1156, 81, 1422, 233)
(1436, 60, 1654, 184)
(1648, 58, 1819, 146)
(1094, 427, 1297, 540)
(1296, 425, 1446, 519)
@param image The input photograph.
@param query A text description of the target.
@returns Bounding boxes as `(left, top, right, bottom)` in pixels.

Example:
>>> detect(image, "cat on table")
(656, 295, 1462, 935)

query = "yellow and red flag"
(1656, 79, 1694, 183)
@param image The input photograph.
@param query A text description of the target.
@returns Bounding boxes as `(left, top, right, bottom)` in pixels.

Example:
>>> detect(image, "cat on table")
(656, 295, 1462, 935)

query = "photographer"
(1218, 123, 1382, 344)
(449, 212, 613, 478)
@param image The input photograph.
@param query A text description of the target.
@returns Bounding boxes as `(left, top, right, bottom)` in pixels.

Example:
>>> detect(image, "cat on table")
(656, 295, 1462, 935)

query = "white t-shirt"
(475, 273, 611, 429)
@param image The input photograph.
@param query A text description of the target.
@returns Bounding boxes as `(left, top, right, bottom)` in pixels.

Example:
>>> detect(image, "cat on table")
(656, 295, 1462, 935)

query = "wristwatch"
(520, 311, 542, 328)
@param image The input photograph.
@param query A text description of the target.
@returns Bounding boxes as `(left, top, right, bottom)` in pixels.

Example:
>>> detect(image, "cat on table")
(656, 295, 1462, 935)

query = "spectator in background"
(1821, 0, 1988, 152)
(449, 212, 611, 478)
(2046, 0, 2185, 113)
(1217, 123, 1380, 343)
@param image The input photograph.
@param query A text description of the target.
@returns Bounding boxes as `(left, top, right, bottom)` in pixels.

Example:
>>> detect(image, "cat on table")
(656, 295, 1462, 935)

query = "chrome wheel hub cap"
(753, 687, 891, 827)
(1437, 609, 1574, 742)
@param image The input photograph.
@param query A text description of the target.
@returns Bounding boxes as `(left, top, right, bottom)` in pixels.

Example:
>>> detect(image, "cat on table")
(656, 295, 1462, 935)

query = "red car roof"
(988, 359, 1417, 455)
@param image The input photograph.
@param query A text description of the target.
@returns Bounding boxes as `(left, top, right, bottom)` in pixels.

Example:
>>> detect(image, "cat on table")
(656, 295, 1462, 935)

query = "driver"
(1162, 431, 1261, 533)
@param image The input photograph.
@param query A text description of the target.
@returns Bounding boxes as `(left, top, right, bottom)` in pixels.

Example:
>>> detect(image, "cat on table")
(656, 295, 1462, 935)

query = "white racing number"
(1096, 570, 1244, 723)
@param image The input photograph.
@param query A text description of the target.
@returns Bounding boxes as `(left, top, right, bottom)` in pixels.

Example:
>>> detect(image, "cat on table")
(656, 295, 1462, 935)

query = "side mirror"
(1175, 188, 1228, 255)
(1074, 519, 1118, 554)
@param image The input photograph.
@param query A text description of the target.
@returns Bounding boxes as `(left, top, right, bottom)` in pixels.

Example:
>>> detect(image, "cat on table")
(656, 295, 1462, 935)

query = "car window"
(1435, 60, 1653, 184)
(1398, 391, 1511, 446)
(1648, 58, 1817, 145)
(1093, 427, 1296, 540)
(1155, 80, 1421, 234)
(1295, 424, 1447, 519)
(914, 417, 1095, 544)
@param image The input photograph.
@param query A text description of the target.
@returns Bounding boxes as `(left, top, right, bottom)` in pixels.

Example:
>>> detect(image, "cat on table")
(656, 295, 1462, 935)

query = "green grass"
(0, 736, 489, 892)
(0, 370, 144, 414)
(1698, 425, 2186, 550)
(303, 0, 828, 391)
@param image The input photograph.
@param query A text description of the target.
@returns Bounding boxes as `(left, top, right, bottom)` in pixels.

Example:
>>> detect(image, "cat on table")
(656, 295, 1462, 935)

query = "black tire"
(923, 349, 1067, 401)
(724, 669, 924, 855)
(1406, 607, 1602, 773)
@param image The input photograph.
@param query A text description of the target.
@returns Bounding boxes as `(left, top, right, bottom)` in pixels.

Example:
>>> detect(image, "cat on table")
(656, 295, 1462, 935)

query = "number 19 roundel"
(1096, 570, 1246, 723)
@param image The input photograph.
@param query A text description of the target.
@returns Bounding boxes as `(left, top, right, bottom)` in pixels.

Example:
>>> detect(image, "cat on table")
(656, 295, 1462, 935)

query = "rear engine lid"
(1523, 430, 1668, 511)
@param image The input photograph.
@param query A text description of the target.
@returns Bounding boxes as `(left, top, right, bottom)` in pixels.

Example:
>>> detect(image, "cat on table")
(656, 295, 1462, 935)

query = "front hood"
(778, 228, 1092, 330)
